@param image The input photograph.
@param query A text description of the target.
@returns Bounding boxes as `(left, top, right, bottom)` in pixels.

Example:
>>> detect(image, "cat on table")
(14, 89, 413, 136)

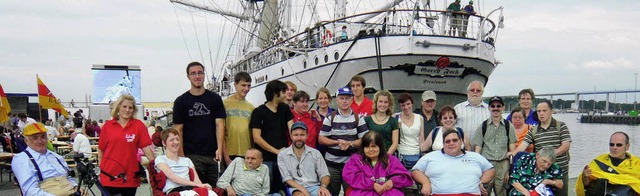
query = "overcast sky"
(1, 0, 639, 104)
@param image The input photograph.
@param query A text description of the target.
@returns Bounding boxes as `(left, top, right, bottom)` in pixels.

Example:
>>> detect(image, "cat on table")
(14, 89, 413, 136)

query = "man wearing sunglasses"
(515, 100, 572, 196)
(278, 121, 331, 196)
(473, 96, 516, 196)
(576, 132, 640, 196)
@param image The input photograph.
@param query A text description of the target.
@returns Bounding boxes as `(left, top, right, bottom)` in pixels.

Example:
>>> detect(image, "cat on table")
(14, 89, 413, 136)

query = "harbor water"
(552, 113, 640, 178)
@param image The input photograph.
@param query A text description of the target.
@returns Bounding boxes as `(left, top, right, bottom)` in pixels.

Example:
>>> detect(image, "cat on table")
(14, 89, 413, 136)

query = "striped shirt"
(523, 118, 572, 175)
(319, 109, 369, 163)
(454, 101, 491, 144)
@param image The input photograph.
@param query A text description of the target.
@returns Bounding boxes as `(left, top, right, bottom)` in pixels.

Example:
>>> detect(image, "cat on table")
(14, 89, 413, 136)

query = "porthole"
(334, 52, 340, 60)
(281, 68, 284, 75)
(324, 55, 329, 63)
(303, 60, 307, 69)
(314, 56, 319, 65)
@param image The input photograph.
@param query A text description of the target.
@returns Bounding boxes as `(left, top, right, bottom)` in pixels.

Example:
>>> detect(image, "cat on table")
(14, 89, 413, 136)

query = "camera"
(73, 154, 109, 196)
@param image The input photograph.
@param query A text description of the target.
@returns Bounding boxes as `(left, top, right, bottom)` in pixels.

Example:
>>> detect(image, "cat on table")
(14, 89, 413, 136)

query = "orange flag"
(0, 83, 10, 123)
(37, 75, 69, 118)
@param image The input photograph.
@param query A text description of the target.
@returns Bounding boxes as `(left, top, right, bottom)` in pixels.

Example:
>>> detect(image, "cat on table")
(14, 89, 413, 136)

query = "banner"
(37, 75, 69, 118)
(0, 83, 10, 123)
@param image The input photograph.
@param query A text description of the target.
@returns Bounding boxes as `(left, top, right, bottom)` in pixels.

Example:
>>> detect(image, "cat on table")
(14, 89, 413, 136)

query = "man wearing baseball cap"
(414, 90, 440, 137)
(278, 121, 331, 196)
(472, 96, 516, 196)
(12, 122, 79, 195)
(318, 86, 369, 196)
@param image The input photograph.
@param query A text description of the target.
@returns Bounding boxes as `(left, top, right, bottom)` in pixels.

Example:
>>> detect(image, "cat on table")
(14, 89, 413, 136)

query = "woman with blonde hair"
(363, 90, 399, 154)
(99, 94, 155, 196)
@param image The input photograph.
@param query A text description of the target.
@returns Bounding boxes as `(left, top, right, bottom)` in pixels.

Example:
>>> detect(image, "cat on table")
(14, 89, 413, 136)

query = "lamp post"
(635, 73, 638, 110)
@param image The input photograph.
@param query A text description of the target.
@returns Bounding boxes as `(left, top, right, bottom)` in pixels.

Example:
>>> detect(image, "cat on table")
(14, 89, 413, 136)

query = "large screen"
(92, 66, 141, 104)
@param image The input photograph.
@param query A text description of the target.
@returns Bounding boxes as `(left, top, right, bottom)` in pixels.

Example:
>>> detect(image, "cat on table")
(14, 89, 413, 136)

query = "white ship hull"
(235, 34, 496, 106)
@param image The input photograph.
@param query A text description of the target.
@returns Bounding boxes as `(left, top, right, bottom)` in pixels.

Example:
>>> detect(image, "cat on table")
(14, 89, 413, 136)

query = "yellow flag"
(37, 75, 69, 118)
(0, 83, 10, 123)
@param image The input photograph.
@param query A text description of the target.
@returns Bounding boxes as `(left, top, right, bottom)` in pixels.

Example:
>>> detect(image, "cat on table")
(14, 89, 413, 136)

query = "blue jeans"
(264, 161, 283, 194)
(287, 185, 320, 196)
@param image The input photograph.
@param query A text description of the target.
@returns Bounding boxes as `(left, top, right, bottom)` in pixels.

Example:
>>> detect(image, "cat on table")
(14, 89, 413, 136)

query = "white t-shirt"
(154, 155, 195, 193)
(72, 133, 92, 158)
(398, 113, 422, 155)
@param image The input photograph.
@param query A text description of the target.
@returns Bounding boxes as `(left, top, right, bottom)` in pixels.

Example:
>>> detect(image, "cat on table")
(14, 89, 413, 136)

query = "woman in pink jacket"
(342, 131, 413, 195)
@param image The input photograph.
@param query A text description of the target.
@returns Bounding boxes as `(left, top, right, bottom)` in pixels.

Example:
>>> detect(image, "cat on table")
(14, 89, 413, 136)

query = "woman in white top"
(423, 105, 471, 152)
(396, 93, 424, 167)
(155, 128, 215, 195)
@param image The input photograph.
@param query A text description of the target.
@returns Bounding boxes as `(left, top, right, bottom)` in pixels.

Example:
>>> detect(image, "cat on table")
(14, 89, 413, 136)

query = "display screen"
(92, 68, 141, 104)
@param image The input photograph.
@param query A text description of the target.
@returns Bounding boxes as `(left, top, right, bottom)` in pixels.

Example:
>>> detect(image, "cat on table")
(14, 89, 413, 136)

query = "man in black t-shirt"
(249, 80, 294, 194)
(172, 61, 226, 186)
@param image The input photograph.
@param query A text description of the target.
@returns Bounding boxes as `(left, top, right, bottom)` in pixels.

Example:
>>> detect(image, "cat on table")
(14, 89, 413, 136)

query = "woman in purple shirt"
(342, 131, 413, 195)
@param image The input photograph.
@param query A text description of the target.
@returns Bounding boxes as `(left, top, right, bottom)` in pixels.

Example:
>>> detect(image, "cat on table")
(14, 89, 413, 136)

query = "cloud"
(582, 58, 635, 70)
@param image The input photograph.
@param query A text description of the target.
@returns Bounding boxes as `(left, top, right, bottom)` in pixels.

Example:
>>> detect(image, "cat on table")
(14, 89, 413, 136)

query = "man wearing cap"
(319, 86, 369, 196)
(12, 123, 79, 196)
(472, 96, 516, 196)
(278, 122, 331, 196)
(454, 81, 491, 145)
(414, 90, 440, 137)
(461, 0, 476, 37)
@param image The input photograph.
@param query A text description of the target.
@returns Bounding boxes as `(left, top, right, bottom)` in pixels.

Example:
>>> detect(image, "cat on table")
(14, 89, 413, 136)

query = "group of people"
(9, 61, 639, 196)
(447, 0, 477, 37)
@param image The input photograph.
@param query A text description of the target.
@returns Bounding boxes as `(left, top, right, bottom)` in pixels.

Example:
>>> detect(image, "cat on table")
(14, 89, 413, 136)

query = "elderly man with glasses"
(576, 132, 640, 196)
(454, 81, 491, 145)
(278, 122, 331, 196)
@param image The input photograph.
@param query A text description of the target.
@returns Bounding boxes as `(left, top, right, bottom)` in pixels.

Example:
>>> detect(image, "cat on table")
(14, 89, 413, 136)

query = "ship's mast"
(335, 0, 346, 20)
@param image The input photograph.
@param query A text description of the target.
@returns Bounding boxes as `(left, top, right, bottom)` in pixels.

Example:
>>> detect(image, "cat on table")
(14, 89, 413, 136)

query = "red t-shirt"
(291, 108, 322, 148)
(99, 118, 152, 187)
(351, 96, 373, 117)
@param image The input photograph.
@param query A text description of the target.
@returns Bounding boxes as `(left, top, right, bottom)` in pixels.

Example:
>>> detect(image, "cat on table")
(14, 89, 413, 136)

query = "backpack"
(480, 119, 511, 150)
(329, 110, 359, 126)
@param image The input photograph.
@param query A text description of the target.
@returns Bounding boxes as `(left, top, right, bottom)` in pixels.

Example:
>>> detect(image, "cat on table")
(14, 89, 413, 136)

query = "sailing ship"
(171, 0, 504, 106)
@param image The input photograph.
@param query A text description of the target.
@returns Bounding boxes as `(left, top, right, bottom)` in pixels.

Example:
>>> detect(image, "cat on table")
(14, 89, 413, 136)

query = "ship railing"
(229, 9, 499, 76)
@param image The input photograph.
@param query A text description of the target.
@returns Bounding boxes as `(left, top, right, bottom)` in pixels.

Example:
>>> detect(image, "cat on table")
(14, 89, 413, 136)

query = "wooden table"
(56, 135, 70, 141)
(52, 141, 69, 146)
(0, 152, 14, 160)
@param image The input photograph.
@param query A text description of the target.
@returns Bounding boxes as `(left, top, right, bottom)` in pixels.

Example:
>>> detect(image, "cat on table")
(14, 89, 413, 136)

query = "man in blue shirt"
(12, 123, 78, 196)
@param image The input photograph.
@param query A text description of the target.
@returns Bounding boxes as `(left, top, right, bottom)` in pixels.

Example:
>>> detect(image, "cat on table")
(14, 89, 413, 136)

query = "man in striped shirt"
(515, 100, 571, 196)
(454, 81, 490, 144)
(318, 86, 369, 196)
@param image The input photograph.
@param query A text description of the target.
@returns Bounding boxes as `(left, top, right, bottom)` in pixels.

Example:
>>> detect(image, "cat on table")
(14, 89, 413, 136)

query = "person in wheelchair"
(155, 128, 216, 195)
(12, 123, 82, 196)
(508, 147, 563, 196)
(576, 132, 640, 196)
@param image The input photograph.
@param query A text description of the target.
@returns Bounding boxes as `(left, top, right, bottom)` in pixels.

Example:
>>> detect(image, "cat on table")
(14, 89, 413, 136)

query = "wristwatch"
(350, 141, 354, 148)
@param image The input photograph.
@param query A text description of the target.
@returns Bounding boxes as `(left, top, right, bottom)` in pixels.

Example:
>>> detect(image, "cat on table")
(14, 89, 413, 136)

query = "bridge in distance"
(497, 89, 640, 112)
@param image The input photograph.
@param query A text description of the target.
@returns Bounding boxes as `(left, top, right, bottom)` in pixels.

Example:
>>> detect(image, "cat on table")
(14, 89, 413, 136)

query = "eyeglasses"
(444, 138, 459, 144)
(469, 89, 482, 93)
(609, 143, 624, 147)
(490, 104, 502, 108)
(188, 72, 205, 76)
(296, 164, 302, 177)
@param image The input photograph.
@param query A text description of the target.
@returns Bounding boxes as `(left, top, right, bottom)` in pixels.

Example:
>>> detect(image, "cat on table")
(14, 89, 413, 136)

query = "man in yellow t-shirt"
(223, 72, 255, 165)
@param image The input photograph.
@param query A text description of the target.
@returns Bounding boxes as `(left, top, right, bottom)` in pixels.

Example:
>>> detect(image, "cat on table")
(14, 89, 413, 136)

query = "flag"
(0, 83, 10, 123)
(37, 75, 69, 118)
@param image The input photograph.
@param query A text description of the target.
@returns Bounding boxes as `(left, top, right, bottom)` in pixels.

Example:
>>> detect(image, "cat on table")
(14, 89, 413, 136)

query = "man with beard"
(454, 81, 490, 144)
(515, 100, 571, 196)
(278, 122, 331, 196)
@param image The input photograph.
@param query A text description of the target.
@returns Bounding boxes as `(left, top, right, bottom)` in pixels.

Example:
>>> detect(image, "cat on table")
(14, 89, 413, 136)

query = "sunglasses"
(445, 138, 459, 144)
(490, 104, 502, 108)
(609, 143, 624, 147)
(296, 164, 302, 177)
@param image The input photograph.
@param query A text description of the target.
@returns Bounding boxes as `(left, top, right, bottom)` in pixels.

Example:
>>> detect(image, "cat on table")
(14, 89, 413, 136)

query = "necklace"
(373, 113, 388, 122)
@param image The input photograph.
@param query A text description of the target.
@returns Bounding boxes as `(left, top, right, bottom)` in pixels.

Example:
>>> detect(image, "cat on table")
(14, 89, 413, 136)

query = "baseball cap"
(421, 90, 437, 101)
(23, 123, 48, 136)
(336, 86, 353, 96)
(291, 121, 308, 132)
(489, 96, 504, 105)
